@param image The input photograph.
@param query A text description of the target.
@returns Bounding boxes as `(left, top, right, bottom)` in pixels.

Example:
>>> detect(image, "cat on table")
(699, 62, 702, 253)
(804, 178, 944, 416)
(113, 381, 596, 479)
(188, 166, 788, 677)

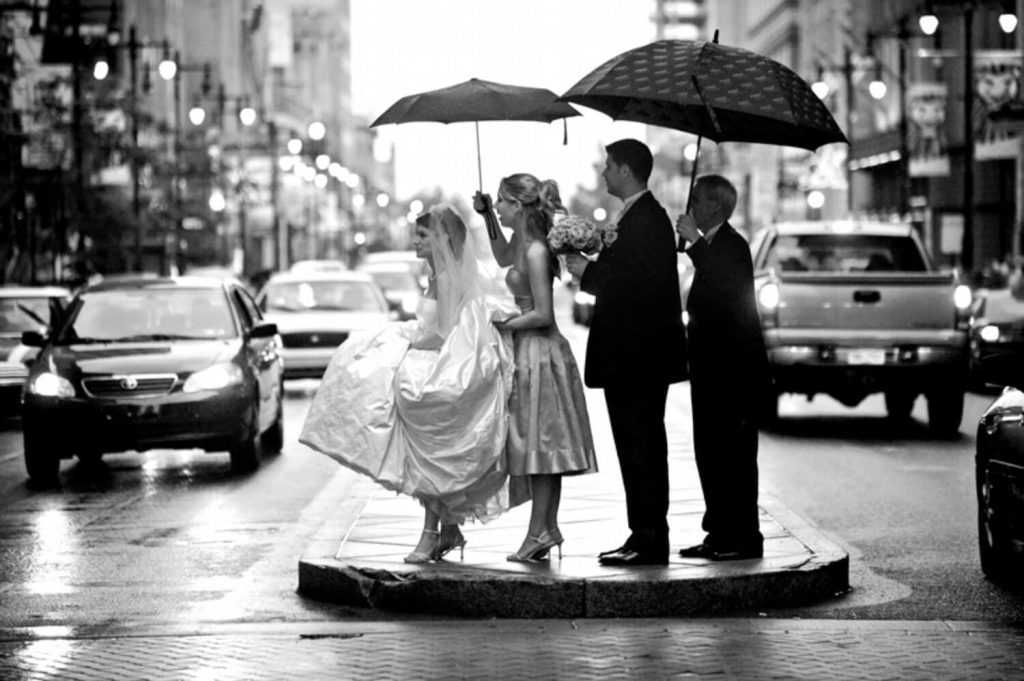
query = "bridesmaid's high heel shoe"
(534, 528, 564, 560)
(404, 529, 440, 564)
(506, 531, 561, 563)
(437, 525, 467, 561)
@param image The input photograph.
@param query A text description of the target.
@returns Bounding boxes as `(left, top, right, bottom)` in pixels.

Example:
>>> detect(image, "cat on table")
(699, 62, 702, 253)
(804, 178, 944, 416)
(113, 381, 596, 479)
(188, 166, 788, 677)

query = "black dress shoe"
(678, 542, 715, 559)
(598, 549, 669, 566)
(598, 543, 630, 558)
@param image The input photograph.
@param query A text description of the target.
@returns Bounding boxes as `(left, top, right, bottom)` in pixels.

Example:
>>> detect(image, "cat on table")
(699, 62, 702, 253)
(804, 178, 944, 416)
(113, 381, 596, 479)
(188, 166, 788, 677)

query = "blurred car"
(969, 287, 1024, 388)
(255, 271, 392, 379)
(289, 259, 348, 274)
(358, 262, 422, 321)
(363, 250, 430, 290)
(19, 276, 284, 485)
(0, 286, 71, 413)
(974, 352, 1024, 582)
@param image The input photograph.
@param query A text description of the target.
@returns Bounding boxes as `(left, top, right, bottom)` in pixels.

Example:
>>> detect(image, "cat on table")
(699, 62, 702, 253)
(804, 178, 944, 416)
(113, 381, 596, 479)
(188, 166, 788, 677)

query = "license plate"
(847, 349, 886, 365)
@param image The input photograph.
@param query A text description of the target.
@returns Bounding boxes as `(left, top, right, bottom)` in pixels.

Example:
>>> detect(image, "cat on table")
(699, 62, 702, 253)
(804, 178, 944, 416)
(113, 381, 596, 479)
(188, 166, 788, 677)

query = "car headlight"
(29, 372, 75, 398)
(979, 324, 1001, 343)
(758, 282, 780, 310)
(183, 363, 244, 393)
(954, 284, 973, 310)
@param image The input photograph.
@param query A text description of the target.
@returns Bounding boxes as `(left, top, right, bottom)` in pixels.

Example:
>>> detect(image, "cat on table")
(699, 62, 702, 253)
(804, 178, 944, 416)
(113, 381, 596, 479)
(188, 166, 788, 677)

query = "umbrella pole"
(475, 121, 483, 192)
(686, 135, 704, 213)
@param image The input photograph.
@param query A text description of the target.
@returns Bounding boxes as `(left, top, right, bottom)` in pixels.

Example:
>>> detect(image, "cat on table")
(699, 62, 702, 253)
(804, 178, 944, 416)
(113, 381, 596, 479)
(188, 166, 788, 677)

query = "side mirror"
(249, 321, 278, 339)
(978, 352, 1024, 390)
(21, 331, 45, 347)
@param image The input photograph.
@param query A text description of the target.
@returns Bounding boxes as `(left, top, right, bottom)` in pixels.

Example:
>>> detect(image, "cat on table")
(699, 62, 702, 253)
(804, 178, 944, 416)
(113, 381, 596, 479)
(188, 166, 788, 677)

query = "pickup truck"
(749, 221, 973, 437)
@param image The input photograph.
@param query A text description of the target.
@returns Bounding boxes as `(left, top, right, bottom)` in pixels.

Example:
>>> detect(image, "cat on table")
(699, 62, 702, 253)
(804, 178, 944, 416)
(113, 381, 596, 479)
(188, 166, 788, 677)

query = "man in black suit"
(675, 174, 770, 561)
(565, 139, 688, 566)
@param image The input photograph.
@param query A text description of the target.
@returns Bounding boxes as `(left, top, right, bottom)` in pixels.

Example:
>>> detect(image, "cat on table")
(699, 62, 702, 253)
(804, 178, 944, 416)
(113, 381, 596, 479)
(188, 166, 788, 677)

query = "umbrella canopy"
(560, 39, 848, 151)
(371, 77, 580, 127)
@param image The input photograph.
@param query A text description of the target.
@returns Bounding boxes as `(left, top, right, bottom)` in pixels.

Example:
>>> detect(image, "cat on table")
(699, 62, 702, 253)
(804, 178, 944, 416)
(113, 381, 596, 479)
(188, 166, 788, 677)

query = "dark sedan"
(20, 276, 284, 486)
(969, 287, 1024, 388)
(975, 352, 1024, 582)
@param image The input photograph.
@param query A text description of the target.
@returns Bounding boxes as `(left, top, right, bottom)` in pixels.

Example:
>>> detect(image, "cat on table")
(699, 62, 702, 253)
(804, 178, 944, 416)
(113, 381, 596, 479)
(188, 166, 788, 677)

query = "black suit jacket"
(684, 221, 769, 389)
(579, 192, 688, 388)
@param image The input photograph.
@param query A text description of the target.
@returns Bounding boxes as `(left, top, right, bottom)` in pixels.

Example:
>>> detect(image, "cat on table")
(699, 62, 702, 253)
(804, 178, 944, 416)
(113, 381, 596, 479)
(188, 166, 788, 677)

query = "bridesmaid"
(474, 174, 598, 562)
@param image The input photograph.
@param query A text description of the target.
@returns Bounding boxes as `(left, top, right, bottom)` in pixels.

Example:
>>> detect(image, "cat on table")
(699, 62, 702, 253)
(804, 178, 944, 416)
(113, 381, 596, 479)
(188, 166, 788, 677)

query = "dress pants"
(689, 378, 762, 547)
(604, 381, 670, 555)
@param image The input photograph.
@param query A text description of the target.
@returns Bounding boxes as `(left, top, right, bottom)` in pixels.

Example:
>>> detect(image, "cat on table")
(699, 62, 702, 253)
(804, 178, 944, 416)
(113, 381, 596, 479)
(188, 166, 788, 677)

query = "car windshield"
(263, 280, 386, 312)
(367, 271, 419, 292)
(0, 297, 59, 334)
(767, 234, 927, 273)
(57, 288, 236, 343)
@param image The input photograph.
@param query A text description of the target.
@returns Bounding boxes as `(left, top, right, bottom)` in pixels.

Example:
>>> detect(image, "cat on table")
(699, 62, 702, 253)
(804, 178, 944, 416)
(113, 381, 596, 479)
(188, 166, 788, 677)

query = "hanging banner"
(907, 83, 951, 177)
(974, 52, 1023, 161)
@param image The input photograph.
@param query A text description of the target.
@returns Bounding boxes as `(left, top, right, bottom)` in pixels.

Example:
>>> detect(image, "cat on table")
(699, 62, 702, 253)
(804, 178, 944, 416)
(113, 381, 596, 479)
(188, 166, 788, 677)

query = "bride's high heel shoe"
(506, 530, 561, 563)
(404, 529, 440, 564)
(437, 525, 467, 561)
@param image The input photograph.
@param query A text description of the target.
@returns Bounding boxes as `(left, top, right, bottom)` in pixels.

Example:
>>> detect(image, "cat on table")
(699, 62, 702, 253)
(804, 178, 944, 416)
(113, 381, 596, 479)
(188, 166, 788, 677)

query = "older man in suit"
(565, 139, 688, 566)
(675, 174, 770, 561)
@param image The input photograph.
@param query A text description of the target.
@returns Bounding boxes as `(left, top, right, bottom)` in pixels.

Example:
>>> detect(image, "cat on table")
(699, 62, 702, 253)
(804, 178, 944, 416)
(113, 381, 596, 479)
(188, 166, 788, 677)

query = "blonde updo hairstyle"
(498, 173, 565, 277)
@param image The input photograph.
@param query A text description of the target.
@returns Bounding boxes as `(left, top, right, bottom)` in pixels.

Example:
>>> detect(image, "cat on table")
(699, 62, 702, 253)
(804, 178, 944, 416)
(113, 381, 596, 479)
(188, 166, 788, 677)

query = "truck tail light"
(954, 284, 972, 330)
(758, 282, 780, 328)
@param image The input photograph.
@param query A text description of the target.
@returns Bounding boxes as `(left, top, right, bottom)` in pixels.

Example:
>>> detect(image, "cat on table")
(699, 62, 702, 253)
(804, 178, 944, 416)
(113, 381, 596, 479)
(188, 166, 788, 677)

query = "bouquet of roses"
(547, 214, 618, 255)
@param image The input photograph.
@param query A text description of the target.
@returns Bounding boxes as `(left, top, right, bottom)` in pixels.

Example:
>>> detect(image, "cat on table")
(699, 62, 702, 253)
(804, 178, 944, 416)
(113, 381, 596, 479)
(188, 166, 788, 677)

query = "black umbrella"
(371, 77, 579, 196)
(561, 34, 848, 204)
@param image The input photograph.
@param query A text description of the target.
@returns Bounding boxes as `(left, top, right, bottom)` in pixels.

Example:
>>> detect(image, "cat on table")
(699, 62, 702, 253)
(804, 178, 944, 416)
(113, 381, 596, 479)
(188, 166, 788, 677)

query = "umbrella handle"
(685, 135, 703, 214)
(475, 121, 483, 193)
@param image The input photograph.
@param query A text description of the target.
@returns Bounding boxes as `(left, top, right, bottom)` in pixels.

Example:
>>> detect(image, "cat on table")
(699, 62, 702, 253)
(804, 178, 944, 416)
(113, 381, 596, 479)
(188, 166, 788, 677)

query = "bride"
(300, 204, 524, 563)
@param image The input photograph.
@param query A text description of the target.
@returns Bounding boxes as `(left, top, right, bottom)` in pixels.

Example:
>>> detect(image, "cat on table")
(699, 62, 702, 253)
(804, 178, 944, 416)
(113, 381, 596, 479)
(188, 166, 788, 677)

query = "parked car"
(0, 286, 71, 413)
(358, 262, 422, 320)
(255, 271, 392, 379)
(362, 250, 430, 290)
(20, 276, 284, 485)
(968, 287, 1024, 389)
(750, 220, 973, 435)
(974, 352, 1024, 582)
(289, 259, 348, 274)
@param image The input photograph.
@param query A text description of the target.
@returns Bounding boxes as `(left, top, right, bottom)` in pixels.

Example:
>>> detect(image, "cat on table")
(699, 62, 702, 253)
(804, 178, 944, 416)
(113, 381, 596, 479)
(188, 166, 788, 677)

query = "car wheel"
(884, 390, 916, 421)
(977, 459, 1010, 580)
(261, 394, 284, 454)
(230, 406, 261, 473)
(23, 427, 60, 487)
(926, 389, 964, 438)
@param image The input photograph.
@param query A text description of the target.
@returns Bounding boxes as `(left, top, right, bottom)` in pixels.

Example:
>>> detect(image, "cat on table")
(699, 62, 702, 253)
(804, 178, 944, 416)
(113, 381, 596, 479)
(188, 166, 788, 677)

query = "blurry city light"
(287, 138, 302, 155)
(593, 207, 607, 221)
(92, 59, 110, 80)
(868, 78, 887, 100)
(308, 121, 326, 140)
(278, 156, 295, 172)
(811, 79, 829, 99)
(189, 106, 206, 126)
(376, 192, 390, 208)
(919, 13, 938, 36)
(683, 143, 698, 162)
(301, 165, 316, 182)
(345, 174, 360, 189)
(409, 199, 424, 214)
(1000, 12, 1018, 34)
(209, 189, 226, 212)
(354, 232, 367, 246)
(315, 154, 330, 170)
(314, 173, 328, 189)
(806, 190, 826, 209)
(352, 193, 365, 209)
(158, 58, 177, 81)
(239, 106, 257, 126)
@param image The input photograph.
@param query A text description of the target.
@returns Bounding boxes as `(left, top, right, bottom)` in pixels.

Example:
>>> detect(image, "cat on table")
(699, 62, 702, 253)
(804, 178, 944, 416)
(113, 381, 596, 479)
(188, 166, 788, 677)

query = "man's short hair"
(695, 174, 738, 218)
(606, 139, 653, 183)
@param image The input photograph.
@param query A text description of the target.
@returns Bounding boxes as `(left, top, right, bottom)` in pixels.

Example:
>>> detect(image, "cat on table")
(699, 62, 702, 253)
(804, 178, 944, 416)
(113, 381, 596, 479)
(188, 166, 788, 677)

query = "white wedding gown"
(300, 292, 524, 523)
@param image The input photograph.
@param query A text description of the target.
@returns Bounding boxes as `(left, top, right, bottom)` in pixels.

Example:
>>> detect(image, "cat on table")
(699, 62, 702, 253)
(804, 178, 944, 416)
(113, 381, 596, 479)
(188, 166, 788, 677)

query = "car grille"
(280, 331, 349, 348)
(82, 374, 178, 399)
